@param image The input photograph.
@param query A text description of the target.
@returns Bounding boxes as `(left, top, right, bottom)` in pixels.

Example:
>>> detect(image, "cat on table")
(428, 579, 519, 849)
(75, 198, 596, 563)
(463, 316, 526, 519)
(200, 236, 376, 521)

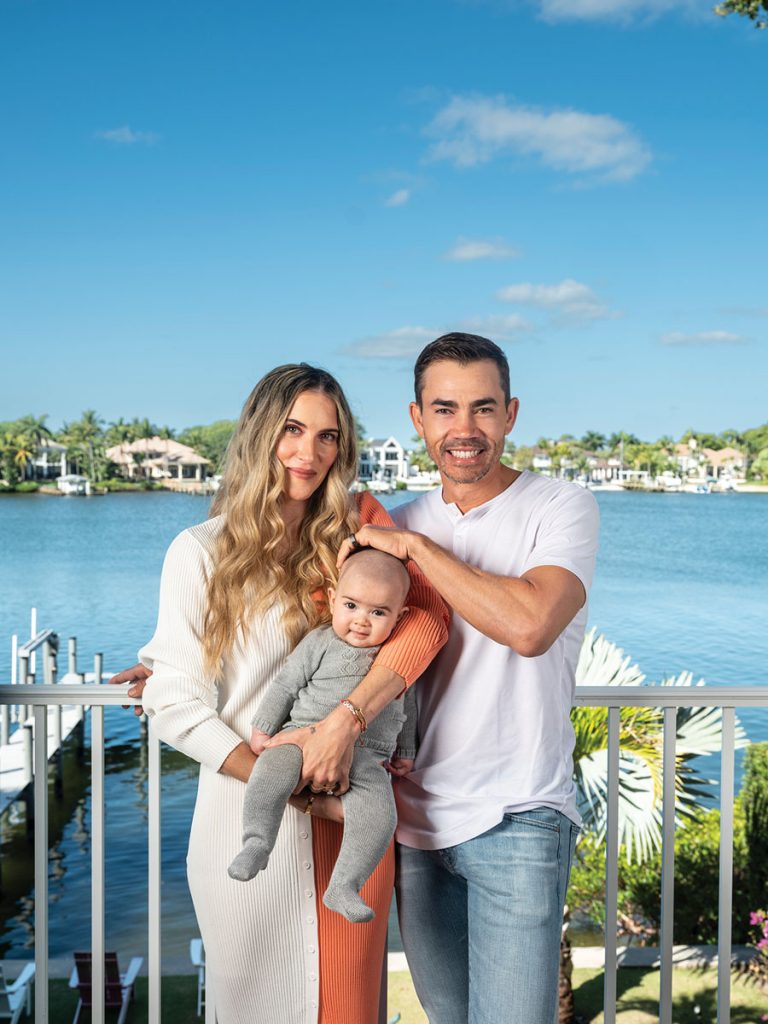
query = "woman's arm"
(138, 529, 246, 776)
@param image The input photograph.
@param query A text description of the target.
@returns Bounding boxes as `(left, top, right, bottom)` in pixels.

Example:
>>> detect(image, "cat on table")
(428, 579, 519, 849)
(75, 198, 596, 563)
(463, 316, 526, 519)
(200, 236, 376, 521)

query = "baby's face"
(328, 566, 407, 648)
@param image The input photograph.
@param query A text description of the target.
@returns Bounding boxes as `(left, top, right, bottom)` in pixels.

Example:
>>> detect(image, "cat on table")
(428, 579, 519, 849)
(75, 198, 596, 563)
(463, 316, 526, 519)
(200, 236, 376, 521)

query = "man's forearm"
(406, 533, 582, 657)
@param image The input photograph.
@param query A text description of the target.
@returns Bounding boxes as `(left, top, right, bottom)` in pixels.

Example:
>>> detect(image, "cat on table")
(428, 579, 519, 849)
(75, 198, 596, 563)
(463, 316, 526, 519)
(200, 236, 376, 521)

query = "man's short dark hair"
(414, 333, 511, 407)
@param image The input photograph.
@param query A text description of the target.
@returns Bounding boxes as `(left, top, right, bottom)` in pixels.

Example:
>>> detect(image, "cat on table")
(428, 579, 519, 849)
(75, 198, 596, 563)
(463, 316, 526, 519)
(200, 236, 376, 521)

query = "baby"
(227, 547, 416, 923)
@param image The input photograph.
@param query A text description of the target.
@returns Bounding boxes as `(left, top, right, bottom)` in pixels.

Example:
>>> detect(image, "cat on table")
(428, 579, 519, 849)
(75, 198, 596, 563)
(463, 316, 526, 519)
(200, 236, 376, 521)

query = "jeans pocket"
(504, 807, 561, 833)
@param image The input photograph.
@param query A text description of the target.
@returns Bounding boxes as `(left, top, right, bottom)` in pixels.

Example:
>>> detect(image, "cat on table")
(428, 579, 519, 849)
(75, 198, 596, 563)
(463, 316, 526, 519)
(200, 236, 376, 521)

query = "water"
(1, 488, 766, 961)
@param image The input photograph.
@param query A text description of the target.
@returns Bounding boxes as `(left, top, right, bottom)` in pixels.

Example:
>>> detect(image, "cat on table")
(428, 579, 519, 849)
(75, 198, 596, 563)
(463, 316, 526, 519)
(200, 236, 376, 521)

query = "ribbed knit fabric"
(139, 494, 448, 1024)
(314, 819, 394, 1024)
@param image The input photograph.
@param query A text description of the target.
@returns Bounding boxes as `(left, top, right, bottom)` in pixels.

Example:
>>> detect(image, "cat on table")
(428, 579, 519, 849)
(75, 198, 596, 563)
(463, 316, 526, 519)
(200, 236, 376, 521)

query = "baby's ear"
(396, 605, 410, 622)
(327, 587, 336, 610)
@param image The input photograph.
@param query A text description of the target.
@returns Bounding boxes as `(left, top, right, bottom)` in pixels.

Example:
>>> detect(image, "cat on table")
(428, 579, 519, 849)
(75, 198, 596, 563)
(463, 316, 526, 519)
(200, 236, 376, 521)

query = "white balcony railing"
(1, 683, 767, 1024)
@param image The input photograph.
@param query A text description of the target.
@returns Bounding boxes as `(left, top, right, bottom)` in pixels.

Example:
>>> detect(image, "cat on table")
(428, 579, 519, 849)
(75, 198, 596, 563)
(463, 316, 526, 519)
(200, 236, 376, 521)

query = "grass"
(37, 968, 768, 1023)
(386, 969, 768, 1024)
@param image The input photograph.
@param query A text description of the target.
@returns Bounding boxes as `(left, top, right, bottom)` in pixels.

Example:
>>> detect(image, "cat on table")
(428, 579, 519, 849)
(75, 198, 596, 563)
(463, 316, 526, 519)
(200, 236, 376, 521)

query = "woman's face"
(275, 389, 340, 504)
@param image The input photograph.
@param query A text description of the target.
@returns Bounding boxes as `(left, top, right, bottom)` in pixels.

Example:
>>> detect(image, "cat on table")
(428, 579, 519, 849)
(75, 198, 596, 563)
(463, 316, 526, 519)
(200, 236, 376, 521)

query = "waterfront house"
(29, 439, 71, 480)
(105, 437, 210, 484)
(702, 446, 746, 482)
(358, 436, 409, 485)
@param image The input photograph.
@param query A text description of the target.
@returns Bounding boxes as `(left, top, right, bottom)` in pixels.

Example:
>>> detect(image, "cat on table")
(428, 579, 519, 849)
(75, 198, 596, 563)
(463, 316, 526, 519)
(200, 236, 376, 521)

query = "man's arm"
(338, 527, 586, 658)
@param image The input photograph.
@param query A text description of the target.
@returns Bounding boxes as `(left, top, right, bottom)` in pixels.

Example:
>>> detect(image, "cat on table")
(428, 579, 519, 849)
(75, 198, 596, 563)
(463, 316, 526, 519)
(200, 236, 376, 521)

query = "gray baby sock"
(228, 744, 304, 882)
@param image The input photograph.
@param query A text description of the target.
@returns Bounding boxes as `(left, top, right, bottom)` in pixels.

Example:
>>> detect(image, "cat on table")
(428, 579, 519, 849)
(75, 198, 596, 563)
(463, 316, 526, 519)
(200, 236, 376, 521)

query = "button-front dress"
(140, 492, 448, 1024)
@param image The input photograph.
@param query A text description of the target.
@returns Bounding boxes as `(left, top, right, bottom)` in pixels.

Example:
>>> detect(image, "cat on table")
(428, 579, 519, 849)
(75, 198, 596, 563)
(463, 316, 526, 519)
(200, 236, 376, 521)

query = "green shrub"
(568, 801, 752, 943)
(742, 742, 768, 907)
(14, 480, 40, 492)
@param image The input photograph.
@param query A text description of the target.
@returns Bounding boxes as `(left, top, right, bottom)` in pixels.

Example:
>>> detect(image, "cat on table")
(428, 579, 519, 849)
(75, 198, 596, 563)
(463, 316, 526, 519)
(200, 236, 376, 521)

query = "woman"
(132, 364, 448, 1024)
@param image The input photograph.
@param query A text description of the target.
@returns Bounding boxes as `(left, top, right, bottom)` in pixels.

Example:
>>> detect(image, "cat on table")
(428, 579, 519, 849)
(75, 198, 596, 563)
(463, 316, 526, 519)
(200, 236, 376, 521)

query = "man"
(341, 333, 599, 1024)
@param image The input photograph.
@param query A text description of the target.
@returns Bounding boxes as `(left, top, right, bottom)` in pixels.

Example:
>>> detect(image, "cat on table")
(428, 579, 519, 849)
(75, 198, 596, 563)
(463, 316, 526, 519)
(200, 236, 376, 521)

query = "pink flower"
(749, 910, 766, 926)
(757, 938, 768, 950)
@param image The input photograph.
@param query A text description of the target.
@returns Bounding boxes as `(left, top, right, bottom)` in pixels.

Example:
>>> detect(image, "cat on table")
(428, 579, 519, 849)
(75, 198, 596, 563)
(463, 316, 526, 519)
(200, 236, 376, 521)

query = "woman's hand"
(288, 790, 345, 824)
(109, 663, 153, 716)
(265, 705, 358, 795)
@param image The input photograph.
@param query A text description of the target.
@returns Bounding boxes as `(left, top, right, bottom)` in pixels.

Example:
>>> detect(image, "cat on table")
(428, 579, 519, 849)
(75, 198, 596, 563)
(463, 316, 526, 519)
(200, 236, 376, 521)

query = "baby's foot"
(227, 840, 270, 882)
(323, 883, 375, 923)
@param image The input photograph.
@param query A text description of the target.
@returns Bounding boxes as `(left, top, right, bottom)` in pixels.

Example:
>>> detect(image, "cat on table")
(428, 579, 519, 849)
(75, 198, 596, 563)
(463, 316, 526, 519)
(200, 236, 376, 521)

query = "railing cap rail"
(575, 684, 768, 707)
(1, 682, 767, 707)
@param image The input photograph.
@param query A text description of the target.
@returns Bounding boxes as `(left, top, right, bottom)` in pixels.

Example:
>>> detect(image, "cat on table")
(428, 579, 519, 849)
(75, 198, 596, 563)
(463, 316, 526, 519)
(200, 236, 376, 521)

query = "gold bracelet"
(303, 794, 315, 815)
(340, 698, 367, 733)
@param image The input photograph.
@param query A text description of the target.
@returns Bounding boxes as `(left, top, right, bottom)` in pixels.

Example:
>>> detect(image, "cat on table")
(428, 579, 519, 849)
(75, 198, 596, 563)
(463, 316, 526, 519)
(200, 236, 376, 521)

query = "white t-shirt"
(392, 471, 599, 850)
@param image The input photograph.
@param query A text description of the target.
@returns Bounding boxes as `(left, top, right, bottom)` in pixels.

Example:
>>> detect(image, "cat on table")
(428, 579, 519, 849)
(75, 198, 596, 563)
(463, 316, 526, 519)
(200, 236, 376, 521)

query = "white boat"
(56, 474, 89, 495)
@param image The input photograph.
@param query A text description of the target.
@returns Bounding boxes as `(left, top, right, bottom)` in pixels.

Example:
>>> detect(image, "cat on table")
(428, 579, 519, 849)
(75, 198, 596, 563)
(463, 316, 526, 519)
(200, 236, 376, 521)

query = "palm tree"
(62, 410, 105, 482)
(580, 431, 607, 453)
(557, 630, 744, 1022)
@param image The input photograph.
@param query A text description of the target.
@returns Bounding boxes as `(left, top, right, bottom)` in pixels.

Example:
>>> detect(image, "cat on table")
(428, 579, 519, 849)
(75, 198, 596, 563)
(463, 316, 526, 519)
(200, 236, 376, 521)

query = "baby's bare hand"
(388, 757, 415, 777)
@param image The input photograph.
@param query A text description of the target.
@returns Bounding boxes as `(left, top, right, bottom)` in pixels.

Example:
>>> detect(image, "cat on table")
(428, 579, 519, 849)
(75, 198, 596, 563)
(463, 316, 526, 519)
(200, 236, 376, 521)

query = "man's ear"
(409, 402, 424, 438)
(396, 605, 410, 622)
(506, 397, 520, 435)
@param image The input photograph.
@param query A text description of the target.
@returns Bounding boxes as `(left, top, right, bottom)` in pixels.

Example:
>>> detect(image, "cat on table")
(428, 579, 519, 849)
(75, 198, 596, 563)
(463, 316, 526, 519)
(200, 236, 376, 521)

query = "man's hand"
(109, 663, 153, 716)
(265, 705, 359, 795)
(337, 524, 422, 568)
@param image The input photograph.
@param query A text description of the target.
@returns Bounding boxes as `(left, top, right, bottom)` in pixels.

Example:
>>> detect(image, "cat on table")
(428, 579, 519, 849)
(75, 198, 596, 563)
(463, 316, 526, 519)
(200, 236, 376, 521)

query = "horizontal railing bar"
(0, 684, 139, 706)
(2, 683, 767, 708)
(575, 686, 768, 707)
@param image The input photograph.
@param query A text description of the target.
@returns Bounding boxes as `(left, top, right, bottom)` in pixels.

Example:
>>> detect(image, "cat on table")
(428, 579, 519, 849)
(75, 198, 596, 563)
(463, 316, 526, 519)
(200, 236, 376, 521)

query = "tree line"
(2, 413, 768, 487)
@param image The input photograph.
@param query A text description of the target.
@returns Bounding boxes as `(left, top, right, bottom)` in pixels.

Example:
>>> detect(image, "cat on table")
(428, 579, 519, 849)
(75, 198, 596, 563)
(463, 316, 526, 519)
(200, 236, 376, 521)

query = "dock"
(1, 613, 110, 816)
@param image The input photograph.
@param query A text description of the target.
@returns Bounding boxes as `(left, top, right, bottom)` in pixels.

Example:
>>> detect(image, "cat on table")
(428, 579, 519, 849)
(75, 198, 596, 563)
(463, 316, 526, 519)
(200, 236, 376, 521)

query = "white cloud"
(426, 95, 651, 182)
(95, 125, 159, 145)
(343, 316, 530, 358)
(497, 278, 615, 325)
(385, 188, 411, 207)
(536, 0, 699, 22)
(457, 314, 532, 339)
(444, 237, 520, 261)
(343, 326, 438, 358)
(660, 330, 747, 347)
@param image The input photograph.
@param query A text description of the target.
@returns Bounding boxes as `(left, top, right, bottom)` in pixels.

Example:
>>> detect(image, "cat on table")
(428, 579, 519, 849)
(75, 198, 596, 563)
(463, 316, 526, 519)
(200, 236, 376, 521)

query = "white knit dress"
(140, 519, 325, 1024)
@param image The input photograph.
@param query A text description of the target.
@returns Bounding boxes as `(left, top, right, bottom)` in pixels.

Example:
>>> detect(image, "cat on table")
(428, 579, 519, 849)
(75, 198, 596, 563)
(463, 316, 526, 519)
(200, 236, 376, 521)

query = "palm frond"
(573, 631, 743, 863)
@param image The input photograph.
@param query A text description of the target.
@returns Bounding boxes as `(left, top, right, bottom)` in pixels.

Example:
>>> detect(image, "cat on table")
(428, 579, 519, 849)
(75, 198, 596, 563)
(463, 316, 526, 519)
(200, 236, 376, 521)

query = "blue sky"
(1, 0, 766, 446)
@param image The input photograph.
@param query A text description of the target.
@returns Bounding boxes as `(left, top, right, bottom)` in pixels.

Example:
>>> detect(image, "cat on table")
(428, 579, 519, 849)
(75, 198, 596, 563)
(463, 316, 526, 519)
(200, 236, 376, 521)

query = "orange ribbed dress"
(313, 492, 448, 1024)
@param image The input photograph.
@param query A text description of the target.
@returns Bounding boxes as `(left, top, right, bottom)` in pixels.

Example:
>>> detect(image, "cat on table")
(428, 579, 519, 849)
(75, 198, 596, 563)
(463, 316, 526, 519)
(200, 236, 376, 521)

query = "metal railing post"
(603, 706, 620, 1024)
(92, 705, 106, 1024)
(717, 707, 736, 1024)
(33, 705, 49, 1024)
(659, 706, 677, 1024)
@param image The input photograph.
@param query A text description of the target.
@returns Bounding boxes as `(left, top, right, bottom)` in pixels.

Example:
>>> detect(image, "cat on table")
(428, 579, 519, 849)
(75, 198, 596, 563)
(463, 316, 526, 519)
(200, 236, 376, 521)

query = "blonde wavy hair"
(203, 364, 359, 677)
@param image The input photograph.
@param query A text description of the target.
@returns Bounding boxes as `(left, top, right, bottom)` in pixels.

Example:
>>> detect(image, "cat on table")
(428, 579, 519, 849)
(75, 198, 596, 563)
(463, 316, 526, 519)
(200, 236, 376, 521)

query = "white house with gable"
(358, 436, 409, 485)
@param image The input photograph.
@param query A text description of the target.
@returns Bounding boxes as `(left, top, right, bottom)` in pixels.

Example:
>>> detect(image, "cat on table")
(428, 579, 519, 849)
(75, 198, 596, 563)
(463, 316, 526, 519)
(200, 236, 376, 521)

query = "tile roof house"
(105, 437, 210, 482)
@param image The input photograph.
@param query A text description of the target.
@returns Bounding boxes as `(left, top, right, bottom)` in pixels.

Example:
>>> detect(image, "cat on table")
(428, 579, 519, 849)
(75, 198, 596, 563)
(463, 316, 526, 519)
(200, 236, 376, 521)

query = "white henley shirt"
(392, 470, 599, 850)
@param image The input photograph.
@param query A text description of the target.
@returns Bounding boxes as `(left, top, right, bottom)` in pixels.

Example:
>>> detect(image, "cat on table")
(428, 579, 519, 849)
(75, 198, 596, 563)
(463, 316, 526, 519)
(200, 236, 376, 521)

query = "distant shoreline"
(2, 482, 767, 499)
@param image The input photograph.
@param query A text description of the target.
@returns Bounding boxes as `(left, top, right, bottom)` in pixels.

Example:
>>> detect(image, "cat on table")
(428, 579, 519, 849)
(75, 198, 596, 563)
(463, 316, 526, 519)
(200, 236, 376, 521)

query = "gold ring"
(303, 794, 315, 815)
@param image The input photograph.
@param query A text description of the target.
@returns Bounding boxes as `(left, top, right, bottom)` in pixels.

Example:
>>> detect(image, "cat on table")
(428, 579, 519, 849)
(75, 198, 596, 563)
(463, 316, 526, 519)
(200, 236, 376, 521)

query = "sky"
(1, 0, 766, 446)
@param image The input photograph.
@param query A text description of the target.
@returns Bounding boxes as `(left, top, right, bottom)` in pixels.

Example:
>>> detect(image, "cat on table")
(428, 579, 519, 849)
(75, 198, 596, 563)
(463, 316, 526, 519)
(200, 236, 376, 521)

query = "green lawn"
(38, 968, 768, 1023)
(387, 969, 768, 1024)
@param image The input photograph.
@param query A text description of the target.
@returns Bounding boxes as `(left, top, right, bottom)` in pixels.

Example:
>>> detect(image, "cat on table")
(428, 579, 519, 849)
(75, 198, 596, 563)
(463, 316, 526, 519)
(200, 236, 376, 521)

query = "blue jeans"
(396, 808, 579, 1024)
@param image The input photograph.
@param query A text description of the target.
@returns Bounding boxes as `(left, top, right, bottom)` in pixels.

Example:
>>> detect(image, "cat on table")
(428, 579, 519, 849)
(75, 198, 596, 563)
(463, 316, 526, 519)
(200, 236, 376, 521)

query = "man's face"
(410, 359, 518, 486)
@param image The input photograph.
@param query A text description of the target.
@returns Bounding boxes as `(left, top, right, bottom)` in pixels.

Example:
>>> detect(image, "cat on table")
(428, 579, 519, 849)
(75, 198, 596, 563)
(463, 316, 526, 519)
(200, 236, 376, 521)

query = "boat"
(56, 474, 90, 496)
